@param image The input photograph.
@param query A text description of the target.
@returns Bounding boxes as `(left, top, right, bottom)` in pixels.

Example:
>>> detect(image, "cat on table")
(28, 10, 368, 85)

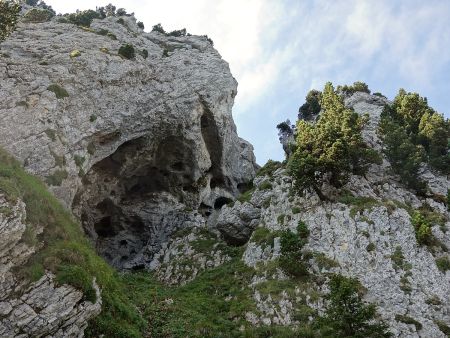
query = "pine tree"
(318, 275, 392, 338)
(289, 82, 377, 198)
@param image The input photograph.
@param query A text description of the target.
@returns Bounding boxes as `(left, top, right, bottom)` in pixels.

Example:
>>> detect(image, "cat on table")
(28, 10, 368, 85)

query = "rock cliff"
(0, 9, 257, 270)
(1, 4, 449, 338)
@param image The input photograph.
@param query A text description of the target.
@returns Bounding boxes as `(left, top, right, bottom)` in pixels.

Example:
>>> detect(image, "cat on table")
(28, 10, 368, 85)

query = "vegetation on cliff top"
(289, 82, 380, 199)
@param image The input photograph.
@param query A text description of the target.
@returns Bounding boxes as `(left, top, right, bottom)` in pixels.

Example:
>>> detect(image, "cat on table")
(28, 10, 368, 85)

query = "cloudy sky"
(45, 0, 450, 165)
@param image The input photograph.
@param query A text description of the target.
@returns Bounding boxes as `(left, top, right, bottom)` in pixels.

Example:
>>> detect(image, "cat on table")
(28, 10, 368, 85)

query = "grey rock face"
(0, 14, 257, 268)
(216, 201, 261, 245)
(0, 195, 101, 337)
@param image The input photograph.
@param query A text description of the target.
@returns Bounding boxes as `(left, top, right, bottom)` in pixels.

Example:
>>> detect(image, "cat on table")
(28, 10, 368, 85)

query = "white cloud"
(44, 0, 450, 163)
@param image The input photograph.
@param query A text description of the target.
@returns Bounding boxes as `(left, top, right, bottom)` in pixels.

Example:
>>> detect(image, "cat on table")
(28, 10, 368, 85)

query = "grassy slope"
(0, 148, 145, 337)
(0, 148, 313, 337)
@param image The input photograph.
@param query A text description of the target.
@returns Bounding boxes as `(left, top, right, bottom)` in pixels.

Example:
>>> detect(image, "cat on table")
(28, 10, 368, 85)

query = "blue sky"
(45, 0, 450, 165)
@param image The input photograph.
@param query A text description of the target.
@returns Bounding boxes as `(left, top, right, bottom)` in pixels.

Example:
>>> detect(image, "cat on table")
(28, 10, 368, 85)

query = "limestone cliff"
(0, 9, 257, 270)
(1, 4, 449, 338)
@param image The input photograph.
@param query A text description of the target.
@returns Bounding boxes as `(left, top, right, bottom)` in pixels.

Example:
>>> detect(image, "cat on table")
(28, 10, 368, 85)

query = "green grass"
(259, 180, 273, 191)
(251, 227, 280, 246)
(121, 251, 259, 338)
(257, 160, 283, 177)
(47, 84, 69, 99)
(390, 246, 406, 270)
(337, 191, 379, 217)
(45, 169, 68, 186)
(238, 187, 255, 203)
(435, 320, 450, 336)
(435, 256, 450, 272)
(395, 314, 422, 331)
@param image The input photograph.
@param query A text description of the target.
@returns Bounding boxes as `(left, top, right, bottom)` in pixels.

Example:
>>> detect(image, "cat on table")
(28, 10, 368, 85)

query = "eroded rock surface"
(0, 13, 257, 269)
(0, 195, 101, 337)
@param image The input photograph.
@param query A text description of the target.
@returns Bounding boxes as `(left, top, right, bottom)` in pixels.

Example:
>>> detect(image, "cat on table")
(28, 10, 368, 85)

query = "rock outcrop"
(0, 195, 101, 337)
(0, 11, 257, 269)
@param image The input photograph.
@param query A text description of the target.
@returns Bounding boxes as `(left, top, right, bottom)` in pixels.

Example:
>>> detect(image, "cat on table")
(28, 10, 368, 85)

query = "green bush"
(298, 89, 322, 120)
(137, 21, 144, 29)
(447, 189, 450, 211)
(23, 8, 54, 23)
(378, 89, 450, 185)
(289, 82, 378, 199)
(152, 23, 166, 34)
(435, 256, 450, 272)
(47, 84, 69, 99)
(70, 50, 81, 58)
(339, 81, 371, 95)
(366, 242, 376, 252)
(118, 44, 135, 59)
(259, 181, 273, 190)
(141, 49, 149, 59)
(279, 222, 309, 278)
(318, 275, 392, 337)
(45, 169, 68, 186)
(411, 211, 433, 246)
(395, 314, 422, 331)
(63, 9, 100, 27)
(257, 159, 282, 177)
(168, 28, 187, 37)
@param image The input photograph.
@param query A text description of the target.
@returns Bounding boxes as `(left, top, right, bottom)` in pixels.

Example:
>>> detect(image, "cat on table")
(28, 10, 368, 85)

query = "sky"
(44, 0, 450, 165)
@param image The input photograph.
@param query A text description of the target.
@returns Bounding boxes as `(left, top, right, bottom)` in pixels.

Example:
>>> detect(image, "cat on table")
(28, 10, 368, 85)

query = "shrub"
(379, 89, 450, 181)
(137, 21, 144, 29)
(162, 48, 169, 57)
(168, 28, 187, 37)
(447, 189, 450, 211)
(276, 121, 292, 134)
(45, 169, 68, 186)
(47, 84, 69, 99)
(202, 34, 214, 46)
(435, 257, 450, 272)
(318, 275, 392, 337)
(117, 17, 125, 25)
(290, 82, 378, 199)
(140, 49, 149, 59)
(23, 8, 54, 23)
(298, 89, 322, 120)
(390, 246, 405, 270)
(70, 50, 81, 58)
(152, 23, 166, 34)
(292, 206, 301, 214)
(339, 81, 371, 95)
(63, 9, 100, 27)
(116, 8, 127, 16)
(411, 211, 433, 246)
(74, 155, 85, 167)
(0, 0, 21, 42)
(259, 181, 273, 190)
(279, 221, 309, 278)
(257, 159, 282, 177)
(107, 32, 117, 40)
(435, 320, 450, 336)
(118, 44, 135, 59)
(395, 314, 422, 331)
(366, 242, 376, 252)
(297, 221, 309, 239)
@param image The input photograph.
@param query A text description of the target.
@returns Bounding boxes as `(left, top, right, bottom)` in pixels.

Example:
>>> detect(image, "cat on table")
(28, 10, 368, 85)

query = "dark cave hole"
(237, 182, 252, 194)
(94, 216, 116, 238)
(214, 196, 232, 209)
(171, 161, 184, 171)
(119, 240, 128, 246)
